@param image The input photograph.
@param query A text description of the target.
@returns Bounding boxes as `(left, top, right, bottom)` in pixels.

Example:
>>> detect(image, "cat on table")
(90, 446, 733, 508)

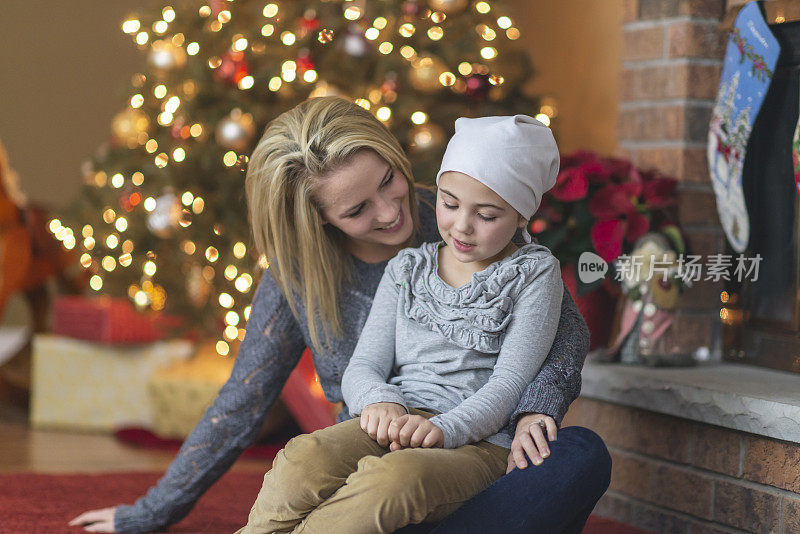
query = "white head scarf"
(436, 115, 560, 243)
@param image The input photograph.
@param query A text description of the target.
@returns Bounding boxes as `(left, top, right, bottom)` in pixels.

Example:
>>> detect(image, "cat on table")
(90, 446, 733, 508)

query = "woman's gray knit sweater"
(114, 188, 590, 533)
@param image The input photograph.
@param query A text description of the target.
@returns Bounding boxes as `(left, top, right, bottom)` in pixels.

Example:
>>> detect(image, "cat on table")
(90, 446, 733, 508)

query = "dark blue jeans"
(395, 426, 612, 534)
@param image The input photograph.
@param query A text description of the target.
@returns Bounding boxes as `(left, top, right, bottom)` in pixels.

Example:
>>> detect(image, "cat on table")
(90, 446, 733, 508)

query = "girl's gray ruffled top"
(113, 188, 589, 533)
(342, 241, 563, 449)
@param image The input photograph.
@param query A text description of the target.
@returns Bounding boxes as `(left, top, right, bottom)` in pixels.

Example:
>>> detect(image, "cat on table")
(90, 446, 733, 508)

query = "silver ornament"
(147, 40, 187, 71)
(215, 110, 256, 152)
(147, 192, 181, 237)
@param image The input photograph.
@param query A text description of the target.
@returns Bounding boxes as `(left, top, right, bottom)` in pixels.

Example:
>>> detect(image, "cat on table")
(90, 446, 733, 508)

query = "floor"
(0, 382, 267, 474)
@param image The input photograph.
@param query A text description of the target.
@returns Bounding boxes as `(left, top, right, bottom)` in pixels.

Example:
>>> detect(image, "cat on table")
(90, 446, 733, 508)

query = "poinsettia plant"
(530, 150, 681, 292)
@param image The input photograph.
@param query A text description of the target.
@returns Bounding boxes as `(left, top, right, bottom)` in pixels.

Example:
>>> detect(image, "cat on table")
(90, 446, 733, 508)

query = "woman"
(71, 97, 611, 534)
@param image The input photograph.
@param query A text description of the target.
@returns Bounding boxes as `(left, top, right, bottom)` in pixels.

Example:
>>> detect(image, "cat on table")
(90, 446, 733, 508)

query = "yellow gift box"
(147, 340, 236, 439)
(30, 333, 193, 432)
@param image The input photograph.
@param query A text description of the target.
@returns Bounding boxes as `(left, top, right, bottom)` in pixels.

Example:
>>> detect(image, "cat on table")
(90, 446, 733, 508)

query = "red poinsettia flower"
(536, 150, 678, 266)
(625, 211, 650, 242)
(590, 219, 626, 262)
(550, 167, 588, 201)
(560, 150, 598, 169)
(642, 177, 678, 208)
(590, 212, 650, 262)
(588, 181, 651, 262)
(578, 160, 612, 184)
(588, 183, 640, 219)
(606, 157, 641, 185)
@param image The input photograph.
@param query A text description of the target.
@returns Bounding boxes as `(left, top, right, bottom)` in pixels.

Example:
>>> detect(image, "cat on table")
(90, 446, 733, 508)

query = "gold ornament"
(309, 81, 345, 98)
(215, 109, 256, 152)
(409, 123, 445, 151)
(409, 55, 448, 92)
(318, 28, 334, 44)
(147, 40, 187, 71)
(427, 0, 468, 14)
(112, 108, 150, 144)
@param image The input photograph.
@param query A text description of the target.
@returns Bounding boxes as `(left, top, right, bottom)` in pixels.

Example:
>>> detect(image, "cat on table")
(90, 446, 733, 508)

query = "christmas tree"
(55, 0, 549, 354)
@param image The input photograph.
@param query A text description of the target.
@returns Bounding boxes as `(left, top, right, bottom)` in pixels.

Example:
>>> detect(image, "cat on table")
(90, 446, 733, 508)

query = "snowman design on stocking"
(707, 2, 779, 253)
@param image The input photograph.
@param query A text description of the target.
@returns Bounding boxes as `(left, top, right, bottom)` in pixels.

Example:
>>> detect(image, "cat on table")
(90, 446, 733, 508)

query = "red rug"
(113, 427, 285, 460)
(0, 471, 648, 534)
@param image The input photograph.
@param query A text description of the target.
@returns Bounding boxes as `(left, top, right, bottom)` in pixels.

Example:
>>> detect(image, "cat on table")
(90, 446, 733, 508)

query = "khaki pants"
(237, 408, 508, 534)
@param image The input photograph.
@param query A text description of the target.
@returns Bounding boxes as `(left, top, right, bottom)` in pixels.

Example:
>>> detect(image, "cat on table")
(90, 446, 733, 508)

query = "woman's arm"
(341, 263, 408, 415)
(507, 284, 590, 431)
(112, 269, 307, 533)
(429, 256, 563, 449)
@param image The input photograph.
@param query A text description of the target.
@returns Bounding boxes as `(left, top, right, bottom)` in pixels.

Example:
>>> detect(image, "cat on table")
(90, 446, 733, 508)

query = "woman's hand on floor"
(360, 402, 408, 446)
(507, 413, 558, 473)
(69, 506, 117, 532)
(387, 414, 443, 450)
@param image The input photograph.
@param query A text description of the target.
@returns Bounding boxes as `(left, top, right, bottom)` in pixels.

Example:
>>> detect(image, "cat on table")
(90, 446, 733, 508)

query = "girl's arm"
(507, 284, 589, 429)
(112, 269, 306, 533)
(341, 261, 408, 414)
(429, 255, 563, 449)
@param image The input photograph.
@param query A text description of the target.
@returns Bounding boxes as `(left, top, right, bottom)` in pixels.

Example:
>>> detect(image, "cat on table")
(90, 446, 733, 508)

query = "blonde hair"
(246, 97, 420, 353)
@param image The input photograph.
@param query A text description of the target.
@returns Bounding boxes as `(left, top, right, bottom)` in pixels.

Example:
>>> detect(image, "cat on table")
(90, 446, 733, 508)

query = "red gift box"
(280, 348, 338, 433)
(52, 296, 175, 344)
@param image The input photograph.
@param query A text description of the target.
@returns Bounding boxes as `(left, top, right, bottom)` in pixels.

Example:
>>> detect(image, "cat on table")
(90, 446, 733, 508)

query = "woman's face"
(436, 171, 526, 269)
(315, 149, 413, 261)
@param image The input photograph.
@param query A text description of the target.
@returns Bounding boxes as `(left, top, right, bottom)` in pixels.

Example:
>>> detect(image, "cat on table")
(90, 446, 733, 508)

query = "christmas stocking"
(793, 82, 800, 201)
(708, 2, 780, 253)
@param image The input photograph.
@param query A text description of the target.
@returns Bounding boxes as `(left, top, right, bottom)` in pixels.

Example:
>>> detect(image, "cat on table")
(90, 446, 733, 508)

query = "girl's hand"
(507, 413, 558, 473)
(360, 402, 407, 447)
(69, 506, 117, 532)
(387, 414, 444, 450)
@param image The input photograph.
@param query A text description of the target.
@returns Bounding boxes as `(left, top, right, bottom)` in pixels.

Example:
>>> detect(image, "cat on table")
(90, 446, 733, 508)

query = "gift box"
(147, 340, 238, 439)
(52, 295, 178, 344)
(279, 348, 338, 433)
(148, 344, 336, 438)
(30, 334, 193, 432)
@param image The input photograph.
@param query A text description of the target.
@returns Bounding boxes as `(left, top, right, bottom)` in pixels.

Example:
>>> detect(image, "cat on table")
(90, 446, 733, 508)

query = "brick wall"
(617, 0, 728, 356)
(585, 3, 800, 531)
(564, 398, 800, 533)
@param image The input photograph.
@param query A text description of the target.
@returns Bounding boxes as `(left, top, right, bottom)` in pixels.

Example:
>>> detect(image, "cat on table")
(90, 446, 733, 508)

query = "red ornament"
(209, 0, 226, 16)
(170, 117, 186, 139)
(297, 51, 315, 73)
(381, 83, 396, 96)
(465, 74, 490, 100)
(119, 191, 142, 212)
(298, 14, 320, 38)
(402, 1, 423, 18)
(214, 51, 249, 86)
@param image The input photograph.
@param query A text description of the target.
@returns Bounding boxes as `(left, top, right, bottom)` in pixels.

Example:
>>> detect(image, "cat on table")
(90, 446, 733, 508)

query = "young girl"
(238, 114, 564, 534)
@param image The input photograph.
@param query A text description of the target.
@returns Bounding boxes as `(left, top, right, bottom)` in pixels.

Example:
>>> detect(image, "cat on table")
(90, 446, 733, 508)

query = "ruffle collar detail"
(392, 241, 551, 353)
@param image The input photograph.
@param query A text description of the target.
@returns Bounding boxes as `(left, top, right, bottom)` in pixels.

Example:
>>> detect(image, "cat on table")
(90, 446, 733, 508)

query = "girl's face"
(315, 149, 413, 261)
(436, 171, 526, 269)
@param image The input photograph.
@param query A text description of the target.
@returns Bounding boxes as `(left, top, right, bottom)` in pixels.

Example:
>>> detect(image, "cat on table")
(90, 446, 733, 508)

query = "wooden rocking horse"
(0, 139, 85, 392)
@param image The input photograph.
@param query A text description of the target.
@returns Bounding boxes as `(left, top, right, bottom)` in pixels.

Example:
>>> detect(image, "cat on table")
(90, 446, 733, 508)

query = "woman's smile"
(377, 208, 404, 233)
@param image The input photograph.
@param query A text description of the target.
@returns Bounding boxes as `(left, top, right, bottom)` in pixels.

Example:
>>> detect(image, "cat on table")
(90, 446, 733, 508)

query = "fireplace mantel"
(580, 360, 800, 443)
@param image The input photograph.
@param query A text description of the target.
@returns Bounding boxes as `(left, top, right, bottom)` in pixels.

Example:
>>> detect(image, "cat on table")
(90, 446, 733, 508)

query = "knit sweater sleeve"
(341, 260, 409, 414)
(113, 268, 306, 533)
(507, 282, 590, 430)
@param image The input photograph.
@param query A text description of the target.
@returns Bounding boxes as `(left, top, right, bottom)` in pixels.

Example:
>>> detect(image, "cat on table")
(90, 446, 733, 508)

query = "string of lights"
(55, 0, 556, 355)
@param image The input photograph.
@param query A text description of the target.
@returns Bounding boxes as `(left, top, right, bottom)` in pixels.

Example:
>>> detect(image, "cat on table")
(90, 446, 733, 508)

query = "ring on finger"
(529, 420, 547, 431)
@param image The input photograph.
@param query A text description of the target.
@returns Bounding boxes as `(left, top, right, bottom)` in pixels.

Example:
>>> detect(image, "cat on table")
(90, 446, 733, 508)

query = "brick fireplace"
(566, 1, 800, 532)
(617, 0, 727, 356)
